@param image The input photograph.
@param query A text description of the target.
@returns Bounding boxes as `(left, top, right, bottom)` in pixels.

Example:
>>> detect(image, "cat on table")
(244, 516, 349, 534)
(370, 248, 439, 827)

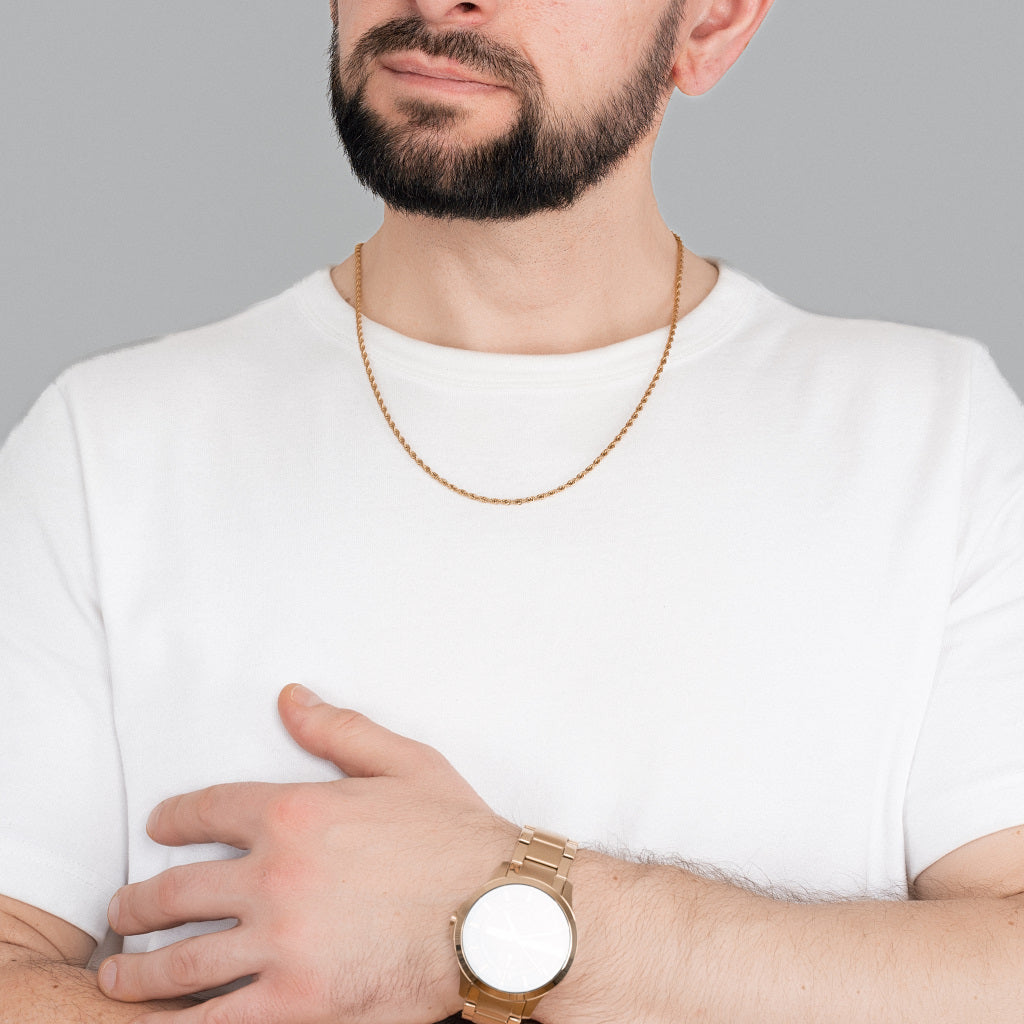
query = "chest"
(105, 430, 953, 899)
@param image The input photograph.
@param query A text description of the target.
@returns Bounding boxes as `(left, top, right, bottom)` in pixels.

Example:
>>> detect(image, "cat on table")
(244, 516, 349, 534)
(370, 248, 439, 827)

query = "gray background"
(2, 2, 1021, 442)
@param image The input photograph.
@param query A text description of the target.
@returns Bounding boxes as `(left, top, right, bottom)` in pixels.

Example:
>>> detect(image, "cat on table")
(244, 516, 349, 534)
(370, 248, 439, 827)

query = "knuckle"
(268, 915, 317, 961)
(404, 738, 452, 780)
(417, 740, 449, 769)
(154, 869, 186, 918)
(234, 780, 267, 804)
(194, 786, 222, 831)
(329, 708, 368, 742)
(166, 941, 205, 988)
(253, 856, 300, 898)
(264, 787, 320, 834)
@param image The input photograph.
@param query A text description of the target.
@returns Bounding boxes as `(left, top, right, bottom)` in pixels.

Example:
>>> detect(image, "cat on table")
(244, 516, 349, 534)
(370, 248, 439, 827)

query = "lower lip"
(384, 67, 503, 95)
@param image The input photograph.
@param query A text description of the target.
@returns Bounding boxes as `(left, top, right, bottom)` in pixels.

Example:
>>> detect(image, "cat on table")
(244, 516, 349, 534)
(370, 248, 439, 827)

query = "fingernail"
(98, 958, 117, 993)
(290, 684, 323, 707)
(107, 893, 120, 929)
(146, 803, 162, 837)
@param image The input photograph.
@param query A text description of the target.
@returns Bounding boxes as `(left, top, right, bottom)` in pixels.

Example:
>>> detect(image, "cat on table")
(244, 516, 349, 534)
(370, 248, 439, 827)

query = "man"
(3, 0, 1024, 1021)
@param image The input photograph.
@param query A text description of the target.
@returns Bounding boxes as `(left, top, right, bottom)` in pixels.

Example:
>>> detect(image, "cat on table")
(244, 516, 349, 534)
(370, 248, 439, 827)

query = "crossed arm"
(5, 683, 1024, 1024)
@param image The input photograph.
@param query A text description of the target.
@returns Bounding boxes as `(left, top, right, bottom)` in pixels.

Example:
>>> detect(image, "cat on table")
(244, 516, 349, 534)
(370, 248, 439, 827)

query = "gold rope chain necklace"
(353, 233, 685, 506)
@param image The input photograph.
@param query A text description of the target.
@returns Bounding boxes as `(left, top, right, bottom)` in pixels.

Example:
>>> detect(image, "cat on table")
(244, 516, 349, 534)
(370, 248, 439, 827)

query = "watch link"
(451, 826, 578, 1024)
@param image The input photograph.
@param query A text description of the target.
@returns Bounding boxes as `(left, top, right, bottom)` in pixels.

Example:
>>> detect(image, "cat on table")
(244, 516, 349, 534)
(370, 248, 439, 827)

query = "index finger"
(147, 781, 279, 849)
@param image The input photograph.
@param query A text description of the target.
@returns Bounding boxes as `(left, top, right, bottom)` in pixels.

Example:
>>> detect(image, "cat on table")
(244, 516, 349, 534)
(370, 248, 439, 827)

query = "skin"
(93, 692, 1024, 1024)
(324, 0, 736, 357)
(5, 0, 1024, 1021)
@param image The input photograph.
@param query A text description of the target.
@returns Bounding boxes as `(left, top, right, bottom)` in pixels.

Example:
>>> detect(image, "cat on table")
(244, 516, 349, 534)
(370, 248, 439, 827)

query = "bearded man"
(3, 1, 1024, 1022)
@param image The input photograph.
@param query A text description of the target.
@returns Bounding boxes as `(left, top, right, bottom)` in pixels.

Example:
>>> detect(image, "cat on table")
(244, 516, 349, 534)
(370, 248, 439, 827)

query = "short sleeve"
(0, 382, 127, 943)
(905, 343, 1024, 884)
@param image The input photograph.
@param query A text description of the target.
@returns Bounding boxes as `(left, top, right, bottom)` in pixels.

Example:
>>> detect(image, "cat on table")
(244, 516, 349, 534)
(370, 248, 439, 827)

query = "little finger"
(98, 927, 255, 1004)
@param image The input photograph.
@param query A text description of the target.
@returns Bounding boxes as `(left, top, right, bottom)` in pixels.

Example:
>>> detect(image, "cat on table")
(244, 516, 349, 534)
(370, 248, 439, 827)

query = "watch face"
(460, 882, 574, 995)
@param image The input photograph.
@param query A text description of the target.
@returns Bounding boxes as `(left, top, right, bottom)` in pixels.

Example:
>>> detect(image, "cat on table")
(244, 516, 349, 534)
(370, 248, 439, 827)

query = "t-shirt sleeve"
(0, 381, 127, 943)
(905, 342, 1024, 885)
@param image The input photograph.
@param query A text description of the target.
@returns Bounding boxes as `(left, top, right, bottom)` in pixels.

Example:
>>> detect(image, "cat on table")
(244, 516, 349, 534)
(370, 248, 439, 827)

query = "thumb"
(278, 684, 429, 778)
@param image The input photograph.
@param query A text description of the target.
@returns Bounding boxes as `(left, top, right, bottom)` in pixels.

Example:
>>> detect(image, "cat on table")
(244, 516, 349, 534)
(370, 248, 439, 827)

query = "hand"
(98, 685, 519, 1024)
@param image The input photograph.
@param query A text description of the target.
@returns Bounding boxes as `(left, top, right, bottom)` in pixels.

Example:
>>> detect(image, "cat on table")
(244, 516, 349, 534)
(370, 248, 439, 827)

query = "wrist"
(529, 846, 641, 1024)
(438, 816, 522, 1013)
(450, 825, 580, 1023)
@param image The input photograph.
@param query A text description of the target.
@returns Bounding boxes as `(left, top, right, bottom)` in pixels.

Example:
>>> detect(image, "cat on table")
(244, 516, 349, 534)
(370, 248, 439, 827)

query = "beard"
(327, 2, 685, 221)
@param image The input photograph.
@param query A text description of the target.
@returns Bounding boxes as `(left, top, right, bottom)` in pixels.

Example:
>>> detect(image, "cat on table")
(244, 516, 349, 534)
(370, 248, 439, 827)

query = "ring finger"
(111, 859, 247, 936)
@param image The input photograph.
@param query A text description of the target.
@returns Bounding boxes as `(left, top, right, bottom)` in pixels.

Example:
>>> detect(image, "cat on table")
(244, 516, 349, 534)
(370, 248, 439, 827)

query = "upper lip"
(379, 53, 503, 88)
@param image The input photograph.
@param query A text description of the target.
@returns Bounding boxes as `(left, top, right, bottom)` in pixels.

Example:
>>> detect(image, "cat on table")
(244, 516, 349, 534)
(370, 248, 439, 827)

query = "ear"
(672, 0, 776, 97)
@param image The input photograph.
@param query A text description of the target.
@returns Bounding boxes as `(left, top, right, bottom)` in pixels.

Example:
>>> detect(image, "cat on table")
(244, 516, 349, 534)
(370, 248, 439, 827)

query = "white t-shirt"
(3, 259, 1024, 959)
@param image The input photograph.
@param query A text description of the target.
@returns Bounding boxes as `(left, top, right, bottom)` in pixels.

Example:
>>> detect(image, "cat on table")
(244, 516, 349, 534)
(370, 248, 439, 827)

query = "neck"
(330, 156, 719, 356)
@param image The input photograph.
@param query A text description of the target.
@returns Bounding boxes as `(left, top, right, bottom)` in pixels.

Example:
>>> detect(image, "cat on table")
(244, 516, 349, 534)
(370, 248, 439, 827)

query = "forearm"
(538, 849, 1024, 1024)
(0, 945, 196, 1023)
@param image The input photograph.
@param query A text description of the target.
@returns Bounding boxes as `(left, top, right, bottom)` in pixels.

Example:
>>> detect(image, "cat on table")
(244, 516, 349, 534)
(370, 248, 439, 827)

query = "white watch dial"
(461, 882, 573, 994)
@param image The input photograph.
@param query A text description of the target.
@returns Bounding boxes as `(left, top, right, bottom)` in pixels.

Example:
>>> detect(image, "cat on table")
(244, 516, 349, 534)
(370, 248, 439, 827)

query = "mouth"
(378, 53, 507, 93)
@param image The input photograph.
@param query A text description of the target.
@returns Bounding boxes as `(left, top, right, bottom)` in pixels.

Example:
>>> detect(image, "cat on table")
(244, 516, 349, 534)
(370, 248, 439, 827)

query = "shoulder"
(733, 262, 978, 363)
(718, 261, 1002, 410)
(51, 270, 331, 423)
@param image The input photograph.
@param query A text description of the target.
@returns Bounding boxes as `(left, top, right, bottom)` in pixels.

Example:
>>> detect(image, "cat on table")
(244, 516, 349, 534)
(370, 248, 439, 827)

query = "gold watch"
(451, 826, 578, 1024)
